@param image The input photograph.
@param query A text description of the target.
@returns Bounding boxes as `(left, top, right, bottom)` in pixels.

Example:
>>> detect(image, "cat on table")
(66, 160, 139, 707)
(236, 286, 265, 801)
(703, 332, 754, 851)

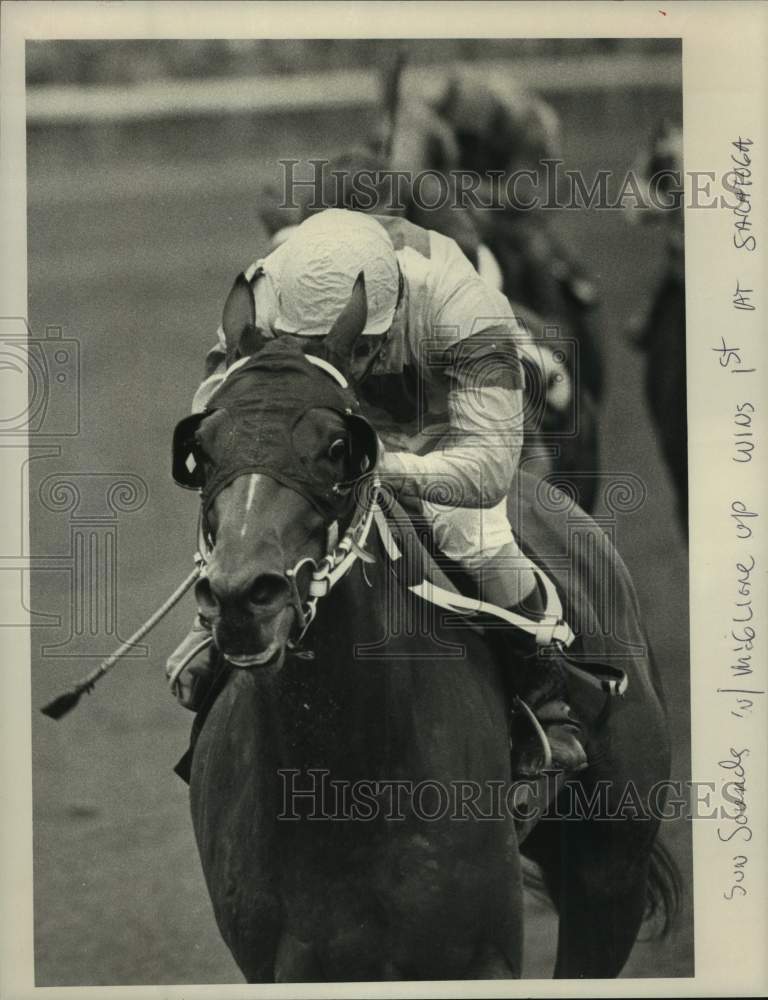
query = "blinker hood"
(171, 340, 378, 517)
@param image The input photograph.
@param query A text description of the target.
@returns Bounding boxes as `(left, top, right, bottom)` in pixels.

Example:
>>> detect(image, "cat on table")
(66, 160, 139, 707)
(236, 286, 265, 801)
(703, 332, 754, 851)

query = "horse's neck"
(310, 543, 395, 674)
(263, 533, 506, 782)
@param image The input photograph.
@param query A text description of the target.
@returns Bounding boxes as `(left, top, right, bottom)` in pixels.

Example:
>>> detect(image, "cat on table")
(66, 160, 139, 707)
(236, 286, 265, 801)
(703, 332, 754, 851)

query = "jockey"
(256, 73, 584, 459)
(168, 207, 587, 777)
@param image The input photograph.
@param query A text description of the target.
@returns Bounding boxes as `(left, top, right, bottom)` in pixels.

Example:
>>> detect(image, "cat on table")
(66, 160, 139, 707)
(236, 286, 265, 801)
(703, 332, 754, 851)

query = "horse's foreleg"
(544, 660, 671, 978)
(466, 942, 520, 979)
(273, 931, 324, 982)
(553, 868, 649, 977)
(551, 818, 657, 978)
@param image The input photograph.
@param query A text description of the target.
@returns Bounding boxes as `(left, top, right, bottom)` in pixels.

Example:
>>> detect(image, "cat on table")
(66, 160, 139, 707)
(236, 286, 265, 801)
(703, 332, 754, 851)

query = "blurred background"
(27, 37, 678, 85)
(25, 38, 690, 984)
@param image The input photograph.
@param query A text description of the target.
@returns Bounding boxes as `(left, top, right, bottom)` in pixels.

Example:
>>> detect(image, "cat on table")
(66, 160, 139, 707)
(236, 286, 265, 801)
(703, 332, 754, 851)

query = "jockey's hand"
(375, 441, 425, 515)
(165, 614, 214, 712)
(375, 436, 407, 502)
(173, 660, 213, 712)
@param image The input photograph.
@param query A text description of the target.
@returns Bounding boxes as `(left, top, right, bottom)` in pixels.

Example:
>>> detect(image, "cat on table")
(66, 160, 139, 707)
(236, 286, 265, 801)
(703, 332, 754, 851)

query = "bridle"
(193, 352, 383, 654)
(195, 472, 381, 654)
(286, 473, 381, 648)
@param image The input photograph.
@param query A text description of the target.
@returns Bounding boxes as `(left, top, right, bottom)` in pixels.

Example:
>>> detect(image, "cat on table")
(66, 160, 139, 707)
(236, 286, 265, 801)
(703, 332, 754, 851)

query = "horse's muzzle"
(223, 640, 283, 668)
(214, 609, 295, 670)
(196, 570, 297, 670)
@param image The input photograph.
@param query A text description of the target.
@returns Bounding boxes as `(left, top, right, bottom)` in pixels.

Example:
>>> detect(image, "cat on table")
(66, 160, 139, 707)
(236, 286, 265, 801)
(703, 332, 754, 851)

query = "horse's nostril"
(199, 561, 291, 614)
(195, 576, 218, 616)
(248, 573, 291, 609)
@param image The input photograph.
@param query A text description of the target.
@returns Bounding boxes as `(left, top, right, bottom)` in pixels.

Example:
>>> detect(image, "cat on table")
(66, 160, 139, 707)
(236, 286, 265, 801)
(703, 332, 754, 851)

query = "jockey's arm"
(374, 228, 526, 508)
(379, 298, 526, 510)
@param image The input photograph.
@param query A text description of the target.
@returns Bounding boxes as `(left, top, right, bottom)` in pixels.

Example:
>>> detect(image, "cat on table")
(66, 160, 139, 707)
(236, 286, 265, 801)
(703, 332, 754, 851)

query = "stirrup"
(511, 695, 553, 772)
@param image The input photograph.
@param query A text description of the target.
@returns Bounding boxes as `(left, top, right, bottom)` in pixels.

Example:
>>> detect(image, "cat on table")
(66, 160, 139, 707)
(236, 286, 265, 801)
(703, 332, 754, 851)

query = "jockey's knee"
(421, 500, 537, 606)
(422, 498, 512, 562)
(469, 543, 538, 609)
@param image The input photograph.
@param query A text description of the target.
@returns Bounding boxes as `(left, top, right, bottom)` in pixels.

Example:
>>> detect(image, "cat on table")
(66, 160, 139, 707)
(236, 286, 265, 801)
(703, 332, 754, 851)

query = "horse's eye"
(328, 438, 347, 462)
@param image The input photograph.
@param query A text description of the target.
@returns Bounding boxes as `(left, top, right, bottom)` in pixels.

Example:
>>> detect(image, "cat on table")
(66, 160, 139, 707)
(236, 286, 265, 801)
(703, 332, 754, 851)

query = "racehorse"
(628, 120, 687, 537)
(172, 276, 679, 981)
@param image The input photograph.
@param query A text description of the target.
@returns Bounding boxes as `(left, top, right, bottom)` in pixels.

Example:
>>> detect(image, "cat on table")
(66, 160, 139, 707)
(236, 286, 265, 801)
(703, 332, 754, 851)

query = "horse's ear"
(221, 271, 269, 364)
(322, 272, 368, 377)
(222, 273, 255, 348)
(238, 324, 270, 359)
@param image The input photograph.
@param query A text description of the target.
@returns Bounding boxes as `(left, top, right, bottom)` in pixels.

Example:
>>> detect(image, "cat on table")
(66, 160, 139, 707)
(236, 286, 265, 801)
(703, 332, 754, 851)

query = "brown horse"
(172, 280, 678, 981)
(629, 120, 687, 536)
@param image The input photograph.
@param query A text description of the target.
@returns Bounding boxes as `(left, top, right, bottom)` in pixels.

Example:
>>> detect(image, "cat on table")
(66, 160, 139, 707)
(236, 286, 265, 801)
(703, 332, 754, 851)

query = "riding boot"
(501, 580, 588, 777)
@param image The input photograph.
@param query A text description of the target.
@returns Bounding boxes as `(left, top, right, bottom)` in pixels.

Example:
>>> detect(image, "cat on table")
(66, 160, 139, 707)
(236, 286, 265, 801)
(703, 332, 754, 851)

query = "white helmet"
(274, 209, 399, 337)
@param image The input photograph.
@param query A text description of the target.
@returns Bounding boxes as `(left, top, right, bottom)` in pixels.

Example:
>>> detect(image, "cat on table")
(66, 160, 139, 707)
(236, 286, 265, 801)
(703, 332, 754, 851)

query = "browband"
(304, 354, 349, 388)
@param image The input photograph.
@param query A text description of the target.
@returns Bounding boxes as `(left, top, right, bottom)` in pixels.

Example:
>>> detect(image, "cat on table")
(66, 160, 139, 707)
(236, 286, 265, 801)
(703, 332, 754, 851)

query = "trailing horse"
(171, 283, 678, 981)
(627, 119, 687, 537)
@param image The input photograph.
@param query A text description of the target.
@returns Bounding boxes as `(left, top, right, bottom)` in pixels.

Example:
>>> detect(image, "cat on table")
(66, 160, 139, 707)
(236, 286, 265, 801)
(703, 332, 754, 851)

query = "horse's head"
(172, 275, 378, 670)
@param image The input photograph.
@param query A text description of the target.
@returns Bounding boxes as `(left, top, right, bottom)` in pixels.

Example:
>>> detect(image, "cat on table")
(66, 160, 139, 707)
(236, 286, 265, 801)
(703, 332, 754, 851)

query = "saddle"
(373, 497, 628, 697)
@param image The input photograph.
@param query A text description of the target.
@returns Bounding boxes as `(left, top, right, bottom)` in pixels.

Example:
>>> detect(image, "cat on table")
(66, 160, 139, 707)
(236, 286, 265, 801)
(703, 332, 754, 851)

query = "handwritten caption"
(712, 138, 761, 901)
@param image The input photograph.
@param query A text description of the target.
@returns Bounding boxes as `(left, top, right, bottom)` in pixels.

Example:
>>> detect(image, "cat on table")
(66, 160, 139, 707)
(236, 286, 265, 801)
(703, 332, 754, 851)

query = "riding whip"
(40, 560, 203, 720)
(381, 48, 407, 164)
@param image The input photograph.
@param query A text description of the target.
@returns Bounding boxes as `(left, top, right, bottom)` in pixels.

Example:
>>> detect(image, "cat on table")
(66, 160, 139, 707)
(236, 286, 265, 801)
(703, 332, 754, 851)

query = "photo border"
(2, 2, 766, 997)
